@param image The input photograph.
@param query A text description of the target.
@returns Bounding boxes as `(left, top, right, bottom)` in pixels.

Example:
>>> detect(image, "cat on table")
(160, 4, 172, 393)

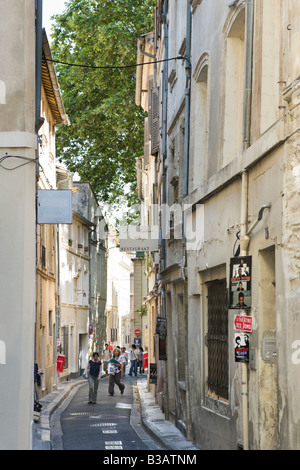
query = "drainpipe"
(240, 0, 254, 451)
(183, 0, 192, 442)
(35, 0, 44, 133)
(160, 0, 168, 275)
(240, 171, 249, 451)
(160, 0, 168, 420)
(183, 2, 192, 198)
(138, 38, 157, 87)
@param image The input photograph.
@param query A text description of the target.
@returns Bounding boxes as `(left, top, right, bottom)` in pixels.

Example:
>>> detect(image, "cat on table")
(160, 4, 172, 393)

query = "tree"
(51, 0, 155, 218)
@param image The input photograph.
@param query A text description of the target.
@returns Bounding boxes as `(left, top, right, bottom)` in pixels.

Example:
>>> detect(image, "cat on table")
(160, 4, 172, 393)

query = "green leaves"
(51, 0, 155, 218)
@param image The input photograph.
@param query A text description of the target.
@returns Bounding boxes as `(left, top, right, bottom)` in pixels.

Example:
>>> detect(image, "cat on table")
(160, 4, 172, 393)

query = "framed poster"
(156, 317, 167, 360)
(150, 363, 157, 384)
(229, 256, 252, 309)
(235, 333, 250, 363)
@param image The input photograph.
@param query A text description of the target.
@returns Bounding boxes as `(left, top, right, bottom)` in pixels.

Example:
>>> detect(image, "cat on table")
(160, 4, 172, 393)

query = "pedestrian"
(102, 343, 112, 376)
(128, 344, 138, 377)
(85, 352, 102, 404)
(119, 347, 128, 377)
(108, 348, 125, 396)
(138, 347, 144, 374)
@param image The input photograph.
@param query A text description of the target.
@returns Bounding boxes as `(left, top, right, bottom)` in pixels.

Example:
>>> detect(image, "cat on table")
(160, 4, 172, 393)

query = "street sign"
(234, 314, 252, 332)
(134, 329, 141, 336)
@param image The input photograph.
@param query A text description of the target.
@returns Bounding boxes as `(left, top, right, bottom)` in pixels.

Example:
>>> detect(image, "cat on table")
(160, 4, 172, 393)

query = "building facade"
(136, 0, 300, 450)
(35, 30, 69, 397)
(106, 231, 133, 349)
(0, 0, 38, 449)
(58, 180, 107, 379)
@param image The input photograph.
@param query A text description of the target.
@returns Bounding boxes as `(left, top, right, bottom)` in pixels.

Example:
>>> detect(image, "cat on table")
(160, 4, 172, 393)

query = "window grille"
(41, 245, 46, 268)
(206, 279, 228, 401)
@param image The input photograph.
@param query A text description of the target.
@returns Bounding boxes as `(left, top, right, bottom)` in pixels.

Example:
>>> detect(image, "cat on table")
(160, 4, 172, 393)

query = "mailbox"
(56, 355, 65, 372)
(262, 337, 277, 362)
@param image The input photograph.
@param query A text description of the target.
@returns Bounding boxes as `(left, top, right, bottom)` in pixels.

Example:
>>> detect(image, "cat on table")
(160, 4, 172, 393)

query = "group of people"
(85, 343, 146, 403)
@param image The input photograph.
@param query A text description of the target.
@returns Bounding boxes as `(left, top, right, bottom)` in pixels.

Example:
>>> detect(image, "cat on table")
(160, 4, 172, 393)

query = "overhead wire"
(0, 154, 37, 171)
(44, 55, 189, 70)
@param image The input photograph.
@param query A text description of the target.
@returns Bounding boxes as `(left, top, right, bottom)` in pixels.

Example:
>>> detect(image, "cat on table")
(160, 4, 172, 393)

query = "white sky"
(42, 0, 69, 38)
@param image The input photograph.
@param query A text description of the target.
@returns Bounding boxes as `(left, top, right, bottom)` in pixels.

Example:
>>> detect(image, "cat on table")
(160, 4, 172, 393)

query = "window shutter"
(144, 117, 150, 167)
(150, 86, 160, 155)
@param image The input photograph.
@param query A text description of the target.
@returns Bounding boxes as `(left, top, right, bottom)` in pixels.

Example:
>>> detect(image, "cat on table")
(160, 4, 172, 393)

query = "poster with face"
(235, 333, 250, 362)
(229, 256, 252, 309)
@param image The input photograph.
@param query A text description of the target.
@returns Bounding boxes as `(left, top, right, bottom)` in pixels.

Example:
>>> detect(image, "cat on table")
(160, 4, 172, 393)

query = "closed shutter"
(150, 86, 160, 155)
(144, 117, 150, 167)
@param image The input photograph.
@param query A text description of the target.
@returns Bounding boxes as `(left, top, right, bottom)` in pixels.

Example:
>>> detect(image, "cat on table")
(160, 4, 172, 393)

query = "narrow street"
(50, 374, 164, 451)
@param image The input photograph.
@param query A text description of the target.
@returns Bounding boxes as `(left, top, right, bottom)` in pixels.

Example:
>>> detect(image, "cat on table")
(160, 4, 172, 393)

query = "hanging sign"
(37, 190, 72, 224)
(229, 256, 252, 309)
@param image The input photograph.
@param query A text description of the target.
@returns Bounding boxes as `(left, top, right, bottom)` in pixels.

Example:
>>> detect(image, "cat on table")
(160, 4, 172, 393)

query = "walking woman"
(85, 352, 102, 404)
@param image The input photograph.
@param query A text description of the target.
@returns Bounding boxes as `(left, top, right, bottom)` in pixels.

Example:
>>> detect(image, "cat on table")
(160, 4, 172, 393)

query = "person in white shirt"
(119, 347, 128, 377)
(128, 344, 138, 377)
(102, 343, 112, 376)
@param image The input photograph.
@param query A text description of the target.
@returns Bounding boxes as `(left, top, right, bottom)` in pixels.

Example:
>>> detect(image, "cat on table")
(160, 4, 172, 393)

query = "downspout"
(138, 38, 157, 87)
(183, 0, 192, 442)
(240, 0, 254, 451)
(34, 0, 43, 369)
(161, 0, 168, 419)
(35, 0, 44, 133)
(161, 0, 168, 274)
(183, 2, 192, 198)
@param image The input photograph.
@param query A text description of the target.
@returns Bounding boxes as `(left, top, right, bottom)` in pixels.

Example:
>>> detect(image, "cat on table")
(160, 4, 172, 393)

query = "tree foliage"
(51, 0, 155, 214)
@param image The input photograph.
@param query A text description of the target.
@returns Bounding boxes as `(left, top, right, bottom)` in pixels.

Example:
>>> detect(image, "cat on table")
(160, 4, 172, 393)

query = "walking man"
(128, 344, 138, 377)
(102, 343, 112, 376)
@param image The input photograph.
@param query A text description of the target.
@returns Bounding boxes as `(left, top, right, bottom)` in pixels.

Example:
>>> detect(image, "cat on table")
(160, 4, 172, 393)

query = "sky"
(42, 0, 69, 38)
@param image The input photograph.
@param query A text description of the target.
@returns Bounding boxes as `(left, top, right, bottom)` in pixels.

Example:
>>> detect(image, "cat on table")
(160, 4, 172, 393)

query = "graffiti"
(291, 340, 300, 365)
(0, 340, 6, 364)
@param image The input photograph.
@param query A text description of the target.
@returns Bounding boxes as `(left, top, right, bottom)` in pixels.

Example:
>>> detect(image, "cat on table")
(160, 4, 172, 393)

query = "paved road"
(51, 373, 164, 451)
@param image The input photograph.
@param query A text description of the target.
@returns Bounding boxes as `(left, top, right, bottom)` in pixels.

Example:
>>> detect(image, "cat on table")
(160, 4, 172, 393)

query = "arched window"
(191, 53, 210, 189)
(260, 0, 280, 134)
(223, 6, 246, 166)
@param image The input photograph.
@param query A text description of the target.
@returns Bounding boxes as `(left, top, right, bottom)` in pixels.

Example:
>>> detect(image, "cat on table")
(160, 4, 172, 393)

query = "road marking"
(94, 422, 118, 426)
(102, 430, 118, 434)
(70, 412, 90, 416)
(105, 441, 122, 445)
(105, 445, 123, 449)
(115, 402, 132, 409)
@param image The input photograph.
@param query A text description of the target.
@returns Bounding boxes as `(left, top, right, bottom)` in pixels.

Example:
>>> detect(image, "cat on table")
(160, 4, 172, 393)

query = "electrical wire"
(44, 55, 188, 70)
(0, 154, 37, 171)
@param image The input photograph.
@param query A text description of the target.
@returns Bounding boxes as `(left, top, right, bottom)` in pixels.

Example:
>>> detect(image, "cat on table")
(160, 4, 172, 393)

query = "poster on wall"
(234, 333, 250, 362)
(150, 363, 157, 384)
(229, 256, 252, 309)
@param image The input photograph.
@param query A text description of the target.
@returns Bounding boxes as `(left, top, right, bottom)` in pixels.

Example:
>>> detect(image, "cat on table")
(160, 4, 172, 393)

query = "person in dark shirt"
(85, 352, 102, 404)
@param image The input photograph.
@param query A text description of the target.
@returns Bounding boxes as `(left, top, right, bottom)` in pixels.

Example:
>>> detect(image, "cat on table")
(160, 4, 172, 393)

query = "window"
(223, 6, 245, 166)
(49, 310, 53, 336)
(192, 54, 209, 187)
(260, 0, 280, 133)
(41, 245, 46, 268)
(206, 279, 228, 401)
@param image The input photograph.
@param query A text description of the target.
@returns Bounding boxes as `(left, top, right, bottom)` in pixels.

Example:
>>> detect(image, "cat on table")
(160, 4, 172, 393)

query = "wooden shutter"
(150, 86, 160, 155)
